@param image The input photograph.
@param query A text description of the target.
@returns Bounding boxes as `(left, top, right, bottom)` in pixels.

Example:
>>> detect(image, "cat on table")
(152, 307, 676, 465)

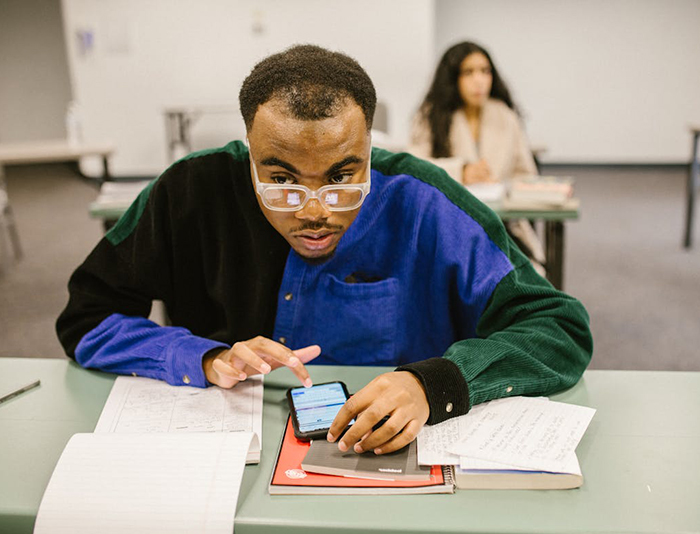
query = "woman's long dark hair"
(418, 41, 517, 157)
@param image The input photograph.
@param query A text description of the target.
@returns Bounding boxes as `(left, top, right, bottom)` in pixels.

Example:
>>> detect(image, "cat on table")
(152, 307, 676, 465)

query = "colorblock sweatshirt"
(56, 141, 592, 425)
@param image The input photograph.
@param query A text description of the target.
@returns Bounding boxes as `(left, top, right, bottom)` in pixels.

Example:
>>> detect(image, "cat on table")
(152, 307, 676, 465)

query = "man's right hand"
(203, 336, 321, 389)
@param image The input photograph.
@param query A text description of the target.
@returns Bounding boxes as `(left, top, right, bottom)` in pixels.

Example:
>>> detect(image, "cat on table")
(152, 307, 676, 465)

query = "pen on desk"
(0, 379, 41, 405)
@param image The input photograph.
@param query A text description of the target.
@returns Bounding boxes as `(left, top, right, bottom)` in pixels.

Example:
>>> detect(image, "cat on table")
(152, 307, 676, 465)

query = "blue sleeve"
(74, 313, 229, 387)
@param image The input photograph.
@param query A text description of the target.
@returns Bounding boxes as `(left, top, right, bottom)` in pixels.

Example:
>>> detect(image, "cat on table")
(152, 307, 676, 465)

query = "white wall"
(0, 0, 72, 143)
(435, 0, 700, 163)
(60, 0, 435, 176)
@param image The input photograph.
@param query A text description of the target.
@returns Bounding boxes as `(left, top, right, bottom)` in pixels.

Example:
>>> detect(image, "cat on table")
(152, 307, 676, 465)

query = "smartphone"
(286, 381, 352, 441)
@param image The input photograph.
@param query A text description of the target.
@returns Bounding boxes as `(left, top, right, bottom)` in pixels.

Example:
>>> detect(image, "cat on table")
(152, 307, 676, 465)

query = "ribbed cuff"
(165, 335, 229, 388)
(396, 357, 470, 425)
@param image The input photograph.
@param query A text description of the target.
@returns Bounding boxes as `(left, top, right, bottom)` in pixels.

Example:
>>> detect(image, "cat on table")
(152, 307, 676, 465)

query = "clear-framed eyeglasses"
(246, 138, 371, 212)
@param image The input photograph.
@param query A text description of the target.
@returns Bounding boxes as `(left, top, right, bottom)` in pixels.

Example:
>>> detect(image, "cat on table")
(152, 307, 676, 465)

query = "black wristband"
(396, 357, 470, 425)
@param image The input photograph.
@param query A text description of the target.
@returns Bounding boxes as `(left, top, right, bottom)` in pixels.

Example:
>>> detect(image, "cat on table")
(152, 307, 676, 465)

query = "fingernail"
(374, 448, 382, 455)
(238, 373, 247, 380)
(304, 378, 313, 388)
(354, 443, 363, 453)
(338, 441, 348, 452)
(261, 363, 271, 374)
(288, 357, 300, 367)
(326, 432, 334, 442)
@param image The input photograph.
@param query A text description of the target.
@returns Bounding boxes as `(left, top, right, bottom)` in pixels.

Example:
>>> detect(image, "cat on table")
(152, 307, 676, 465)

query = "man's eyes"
(270, 173, 354, 185)
(328, 173, 353, 184)
(271, 175, 296, 185)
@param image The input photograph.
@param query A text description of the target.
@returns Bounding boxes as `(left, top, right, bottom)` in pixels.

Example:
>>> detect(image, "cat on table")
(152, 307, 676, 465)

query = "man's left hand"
(327, 371, 429, 455)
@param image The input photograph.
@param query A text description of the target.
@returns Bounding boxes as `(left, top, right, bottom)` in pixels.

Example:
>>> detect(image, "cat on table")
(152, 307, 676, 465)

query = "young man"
(57, 45, 592, 456)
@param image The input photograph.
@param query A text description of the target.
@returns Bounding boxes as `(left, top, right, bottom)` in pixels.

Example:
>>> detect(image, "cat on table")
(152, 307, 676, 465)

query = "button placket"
(272, 252, 307, 351)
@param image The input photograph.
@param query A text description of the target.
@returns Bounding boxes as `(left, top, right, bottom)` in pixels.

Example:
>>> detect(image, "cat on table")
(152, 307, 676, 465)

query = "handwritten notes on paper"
(94, 376, 263, 463)
(95, 375, 263, 433)
(34, 432, 253, 534)
(418, 397, 595, 474)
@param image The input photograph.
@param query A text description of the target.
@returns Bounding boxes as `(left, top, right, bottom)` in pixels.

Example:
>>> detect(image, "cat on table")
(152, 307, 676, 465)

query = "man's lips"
(294, 231, 337, 251)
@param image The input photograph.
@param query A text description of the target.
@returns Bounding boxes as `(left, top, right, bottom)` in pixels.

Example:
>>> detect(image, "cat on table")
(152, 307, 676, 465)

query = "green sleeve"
(444, 253, 593, 408)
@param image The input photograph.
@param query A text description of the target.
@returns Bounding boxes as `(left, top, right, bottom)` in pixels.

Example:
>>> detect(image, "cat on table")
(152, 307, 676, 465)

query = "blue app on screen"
(292, 383, 349, 433)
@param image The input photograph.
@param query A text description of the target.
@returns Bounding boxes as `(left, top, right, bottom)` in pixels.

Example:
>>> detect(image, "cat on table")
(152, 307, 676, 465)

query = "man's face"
(247, 99, 371, 263)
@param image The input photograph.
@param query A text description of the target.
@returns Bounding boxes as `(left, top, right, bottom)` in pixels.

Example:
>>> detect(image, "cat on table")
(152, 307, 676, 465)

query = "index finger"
(253, 338, 316, 387)
(327, 387, 374, 442)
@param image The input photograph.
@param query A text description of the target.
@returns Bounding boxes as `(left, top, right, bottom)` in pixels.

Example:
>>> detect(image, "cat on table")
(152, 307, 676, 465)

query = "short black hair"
(239, 44, 376, 130)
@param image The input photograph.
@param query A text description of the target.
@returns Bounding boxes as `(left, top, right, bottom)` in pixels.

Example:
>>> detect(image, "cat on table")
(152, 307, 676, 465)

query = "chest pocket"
(313, 273, 399, 366)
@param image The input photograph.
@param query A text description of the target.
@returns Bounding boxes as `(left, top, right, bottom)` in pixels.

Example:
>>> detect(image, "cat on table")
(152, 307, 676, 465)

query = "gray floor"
(1, 163, 699, 370)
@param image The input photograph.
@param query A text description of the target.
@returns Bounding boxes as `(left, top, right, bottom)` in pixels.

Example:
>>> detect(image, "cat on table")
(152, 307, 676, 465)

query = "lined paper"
(34, 432, 253, 534)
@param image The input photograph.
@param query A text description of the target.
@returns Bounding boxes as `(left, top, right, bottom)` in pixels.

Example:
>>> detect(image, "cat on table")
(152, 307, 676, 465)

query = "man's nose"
(296, 197, 331, 221)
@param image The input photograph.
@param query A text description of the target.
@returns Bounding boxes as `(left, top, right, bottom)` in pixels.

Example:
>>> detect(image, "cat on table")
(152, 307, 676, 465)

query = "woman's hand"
(463, 159, 496, 184)
(203, 336, 321, 388)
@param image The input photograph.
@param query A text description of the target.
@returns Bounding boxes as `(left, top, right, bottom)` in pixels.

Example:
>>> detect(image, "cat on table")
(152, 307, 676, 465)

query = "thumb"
(211, 358, 242, 389)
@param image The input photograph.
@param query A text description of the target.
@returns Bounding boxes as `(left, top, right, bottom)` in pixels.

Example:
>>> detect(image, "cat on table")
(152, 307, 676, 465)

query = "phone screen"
(289, 382, 351, 433)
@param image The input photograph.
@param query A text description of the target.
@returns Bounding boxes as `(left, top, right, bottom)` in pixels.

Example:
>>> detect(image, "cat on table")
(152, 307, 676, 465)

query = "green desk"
(3, 358, 698, 534)
(490, 201, 579, 291)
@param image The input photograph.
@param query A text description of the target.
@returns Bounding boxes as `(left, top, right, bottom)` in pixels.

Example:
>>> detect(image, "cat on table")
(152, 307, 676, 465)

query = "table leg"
(166, 112, 192, 163)
(545, 220, 564, 290)
(683, 132, 699, 249)
(102, 155, 112, 182)
(178, 112, 192, 155)
(0, 165, 23, 261)
(103, 218, 117, 233)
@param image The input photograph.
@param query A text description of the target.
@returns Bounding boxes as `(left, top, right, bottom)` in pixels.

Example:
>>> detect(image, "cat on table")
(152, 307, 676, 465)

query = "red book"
(269, 417, 454, 495)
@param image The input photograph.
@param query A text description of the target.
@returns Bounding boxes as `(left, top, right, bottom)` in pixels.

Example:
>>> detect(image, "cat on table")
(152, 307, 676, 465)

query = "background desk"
(1, 358, 698, 534)
(490, 200, 579, 290)
(164, 105, 238, 162)
(0, 140, 115, 261)
(0, 140, 114, 182)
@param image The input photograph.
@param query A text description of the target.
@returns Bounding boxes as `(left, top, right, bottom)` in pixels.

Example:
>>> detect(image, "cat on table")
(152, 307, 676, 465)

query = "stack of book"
(417, 396, 595, 490)
(505, 176, 576, 209)
(269, 417, 454, 494)
(270, 395, 595, 494)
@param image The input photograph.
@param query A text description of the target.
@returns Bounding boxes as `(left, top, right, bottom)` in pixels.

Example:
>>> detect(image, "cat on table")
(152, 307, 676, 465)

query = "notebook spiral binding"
(442, 465, 456, 487)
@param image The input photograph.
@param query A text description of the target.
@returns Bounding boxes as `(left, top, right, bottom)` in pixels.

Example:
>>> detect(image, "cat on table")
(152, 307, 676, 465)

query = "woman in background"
(409, 41, 544, 270)
(410, 41, 536, 184)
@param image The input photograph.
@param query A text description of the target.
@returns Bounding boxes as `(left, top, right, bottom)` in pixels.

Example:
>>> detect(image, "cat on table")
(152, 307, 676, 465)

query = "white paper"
(34, 432, 252, 534)
(448, 397, 595, 473)
(466, 182, 505, 203)
(417, 397, 548, 466)
(417, 416, 462, 466)
(94, 376, 263, 462)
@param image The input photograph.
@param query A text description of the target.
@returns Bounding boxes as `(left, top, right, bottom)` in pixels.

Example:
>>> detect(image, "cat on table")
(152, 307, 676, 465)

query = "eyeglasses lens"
(262, 188, 363, 210)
